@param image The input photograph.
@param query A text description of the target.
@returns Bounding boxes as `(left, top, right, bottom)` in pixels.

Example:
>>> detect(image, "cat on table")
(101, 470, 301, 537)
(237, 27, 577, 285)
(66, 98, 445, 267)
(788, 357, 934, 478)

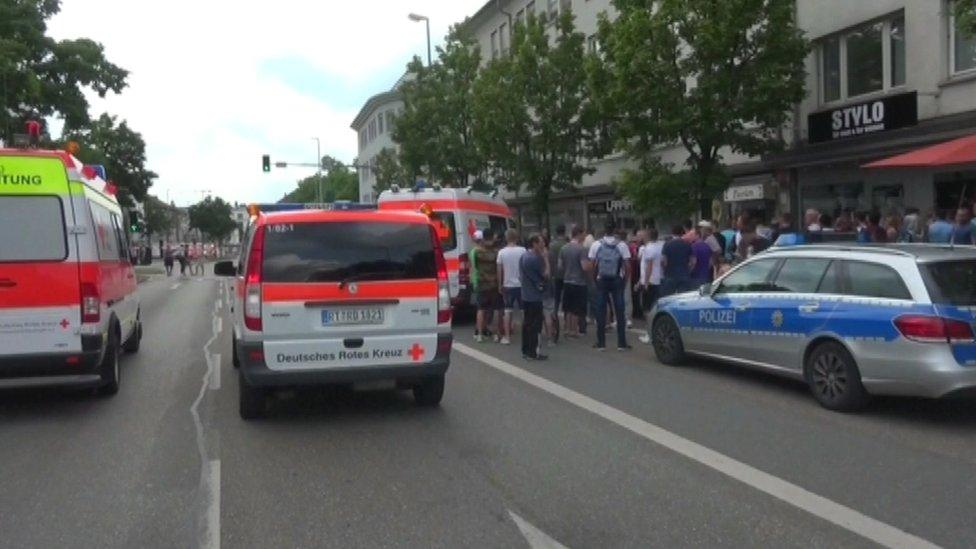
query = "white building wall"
(352, 95, 403, 203)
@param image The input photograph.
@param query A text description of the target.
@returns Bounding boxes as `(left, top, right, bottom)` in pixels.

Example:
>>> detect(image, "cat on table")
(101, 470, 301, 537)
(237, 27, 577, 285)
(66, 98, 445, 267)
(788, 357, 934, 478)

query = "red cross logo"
(60, 318, 70, 329)
(408, 343, 425, 362)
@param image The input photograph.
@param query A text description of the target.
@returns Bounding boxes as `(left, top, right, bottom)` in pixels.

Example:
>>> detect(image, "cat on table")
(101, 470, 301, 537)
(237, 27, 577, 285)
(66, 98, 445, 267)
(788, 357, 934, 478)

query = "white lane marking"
(171, 283, 182, 290)
(454, 343, 939, 549)
(509, 511, 568, 549)
(209, 354, 221, 390)
(191, 290, 224, 548)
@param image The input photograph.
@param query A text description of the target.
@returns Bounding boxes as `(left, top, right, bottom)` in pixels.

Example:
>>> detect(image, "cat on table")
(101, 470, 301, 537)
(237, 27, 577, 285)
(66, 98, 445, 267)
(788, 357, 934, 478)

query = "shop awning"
(862, 133, 976, 169)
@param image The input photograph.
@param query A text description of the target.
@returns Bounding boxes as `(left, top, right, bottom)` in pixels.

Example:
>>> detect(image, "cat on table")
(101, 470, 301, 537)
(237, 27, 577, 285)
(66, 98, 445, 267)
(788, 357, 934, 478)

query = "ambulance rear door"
(0, 154, 83, 355)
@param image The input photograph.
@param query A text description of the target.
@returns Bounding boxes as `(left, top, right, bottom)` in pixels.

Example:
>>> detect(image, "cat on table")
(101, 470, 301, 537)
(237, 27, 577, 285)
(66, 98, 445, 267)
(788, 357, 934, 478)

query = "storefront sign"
(808, 91, 917, 144)
(724, 184, 766, 202)
(605, 199, 633, 212)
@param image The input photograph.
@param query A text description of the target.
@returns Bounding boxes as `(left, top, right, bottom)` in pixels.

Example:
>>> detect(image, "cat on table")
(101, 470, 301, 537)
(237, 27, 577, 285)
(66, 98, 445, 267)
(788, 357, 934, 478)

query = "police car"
(0, 148, 141, 394)
(214, 206, 453, 419)
(649, 244, 976, 411)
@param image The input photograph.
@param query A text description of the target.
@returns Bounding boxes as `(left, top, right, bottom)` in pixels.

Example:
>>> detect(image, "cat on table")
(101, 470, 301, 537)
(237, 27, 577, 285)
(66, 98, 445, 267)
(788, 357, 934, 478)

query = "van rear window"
(262, 222, 436, 283)
(0, 196, 67, 262)
(922, 260, 976, 306)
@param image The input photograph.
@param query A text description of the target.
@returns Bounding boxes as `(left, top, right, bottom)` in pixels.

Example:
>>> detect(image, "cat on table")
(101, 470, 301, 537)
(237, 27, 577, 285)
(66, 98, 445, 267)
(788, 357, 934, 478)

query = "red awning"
(862, 133, 976, 169)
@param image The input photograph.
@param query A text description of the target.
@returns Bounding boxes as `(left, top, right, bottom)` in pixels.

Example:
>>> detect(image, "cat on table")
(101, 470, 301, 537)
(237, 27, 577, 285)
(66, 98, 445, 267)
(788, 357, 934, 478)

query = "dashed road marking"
(455, 343, 939, 549)
(509, 511, 568, 549)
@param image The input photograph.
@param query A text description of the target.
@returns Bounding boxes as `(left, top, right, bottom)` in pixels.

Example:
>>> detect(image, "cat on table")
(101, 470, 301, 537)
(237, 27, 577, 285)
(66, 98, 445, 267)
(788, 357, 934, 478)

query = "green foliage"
(957, 0, 976, 37)
(472, 12, 599, 222)
(143, 195, 176, 238)
(0, 0, 128, 135)
(593, 0, 808, 217)
(372, 147, 412, 193)
(393, 28, 484, 186)
(280, 155, 358, 203)
(188, 196, 237, 243)
(62, 113, 157, 207)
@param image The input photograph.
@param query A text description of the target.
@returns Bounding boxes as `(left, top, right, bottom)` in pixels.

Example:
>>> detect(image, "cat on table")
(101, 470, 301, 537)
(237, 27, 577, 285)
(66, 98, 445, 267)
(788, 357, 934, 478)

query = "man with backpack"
(587, 223, 632, 351)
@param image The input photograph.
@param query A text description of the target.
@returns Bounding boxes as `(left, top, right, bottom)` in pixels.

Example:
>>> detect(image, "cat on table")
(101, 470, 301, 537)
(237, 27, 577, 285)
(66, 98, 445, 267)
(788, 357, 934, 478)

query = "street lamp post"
(312, 137, 322, 203)
(408, 13, 431, 66)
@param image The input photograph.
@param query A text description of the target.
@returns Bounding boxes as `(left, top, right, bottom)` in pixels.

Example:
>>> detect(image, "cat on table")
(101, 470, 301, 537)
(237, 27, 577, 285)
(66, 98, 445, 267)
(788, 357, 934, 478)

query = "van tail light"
(80, 282, 100, 323)
(458, 253, 470, 287)
(432, 226, 452, 324)
(894, 315, 974, 344)
(244, 226, 265, 331)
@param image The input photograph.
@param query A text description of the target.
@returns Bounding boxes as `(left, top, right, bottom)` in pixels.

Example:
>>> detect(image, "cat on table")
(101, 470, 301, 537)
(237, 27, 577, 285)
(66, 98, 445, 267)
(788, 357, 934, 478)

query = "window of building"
(547, 0, 559, 20)
(386, 111, 396, 132)
(951, 7, 976, 74)
(526, 0, 536, 16)
(818, 14, 905, 103)
(516, 9, 525, 27)
(499, 23, 508, 56)
(377, 115, 384, 135)
(491, 30, 499, 59)
(587, 34, 599, 55)
(560, 0, 572, 14)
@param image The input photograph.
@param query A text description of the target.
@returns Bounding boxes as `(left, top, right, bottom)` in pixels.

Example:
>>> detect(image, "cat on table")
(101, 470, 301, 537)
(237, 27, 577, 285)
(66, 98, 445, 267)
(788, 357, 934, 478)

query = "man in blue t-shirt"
(928, 210, 954, 244)
(951, 207, 974, 245)
(660, 225, 696, 297)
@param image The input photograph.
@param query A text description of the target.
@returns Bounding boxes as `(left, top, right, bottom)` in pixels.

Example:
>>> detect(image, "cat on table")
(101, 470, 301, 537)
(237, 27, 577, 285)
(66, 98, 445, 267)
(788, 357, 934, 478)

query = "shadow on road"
(0, 387, 107, 419)
(254, 386, 445, 424)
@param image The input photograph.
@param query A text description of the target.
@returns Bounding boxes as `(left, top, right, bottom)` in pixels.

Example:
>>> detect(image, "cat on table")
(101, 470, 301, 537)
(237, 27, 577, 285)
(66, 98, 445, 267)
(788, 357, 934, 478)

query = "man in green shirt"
(473, 230, 503, 343)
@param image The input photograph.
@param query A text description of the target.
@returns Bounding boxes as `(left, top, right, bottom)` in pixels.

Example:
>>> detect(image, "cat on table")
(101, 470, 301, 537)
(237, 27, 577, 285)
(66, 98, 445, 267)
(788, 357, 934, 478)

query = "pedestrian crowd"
(161, 240, 211, 277)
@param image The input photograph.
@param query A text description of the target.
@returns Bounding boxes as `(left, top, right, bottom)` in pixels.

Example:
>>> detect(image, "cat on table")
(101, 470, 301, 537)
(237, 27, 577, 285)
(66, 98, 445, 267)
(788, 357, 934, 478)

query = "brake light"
(244, 226, 265, 331)
(432, 226, 452, 324)
(80, 282, 100, 323)
(894, 315, 974, 344)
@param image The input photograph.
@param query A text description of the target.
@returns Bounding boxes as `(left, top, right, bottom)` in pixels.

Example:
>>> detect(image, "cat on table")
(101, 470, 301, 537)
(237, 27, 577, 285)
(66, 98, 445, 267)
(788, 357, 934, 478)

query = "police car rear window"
(262, 221, 436, 283)
(922, 260, 976, 306)
(0, 196, 67, 262)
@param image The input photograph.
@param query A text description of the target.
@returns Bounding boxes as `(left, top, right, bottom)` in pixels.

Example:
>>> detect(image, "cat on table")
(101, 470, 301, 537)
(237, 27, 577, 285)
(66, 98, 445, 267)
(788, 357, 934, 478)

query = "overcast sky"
(47, 0, 486, 206)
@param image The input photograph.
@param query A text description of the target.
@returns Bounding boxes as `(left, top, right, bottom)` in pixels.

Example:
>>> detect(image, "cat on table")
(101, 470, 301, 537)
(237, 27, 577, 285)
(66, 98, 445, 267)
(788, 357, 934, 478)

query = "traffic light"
(262, 154, 271, 172)
(128, 210, 144, 233)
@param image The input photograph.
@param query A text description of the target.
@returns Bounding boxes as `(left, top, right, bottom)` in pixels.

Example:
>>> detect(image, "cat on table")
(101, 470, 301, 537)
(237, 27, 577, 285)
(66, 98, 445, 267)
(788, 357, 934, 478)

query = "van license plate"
(321, 308, 384, 326)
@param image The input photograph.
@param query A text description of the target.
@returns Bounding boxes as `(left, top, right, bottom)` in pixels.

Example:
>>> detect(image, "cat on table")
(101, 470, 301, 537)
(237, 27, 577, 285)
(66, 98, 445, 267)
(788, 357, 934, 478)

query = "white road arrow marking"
(509, 511, 569, 549)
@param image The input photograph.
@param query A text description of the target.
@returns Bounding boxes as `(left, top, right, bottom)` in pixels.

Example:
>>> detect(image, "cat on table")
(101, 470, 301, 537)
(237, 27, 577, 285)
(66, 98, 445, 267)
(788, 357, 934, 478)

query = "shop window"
(802, 182, 866, 219)
(951, 7, 976, 74)
(491, 30, 498, 60)
(818, 13, 905, 104)
(871, 184, 904, 214)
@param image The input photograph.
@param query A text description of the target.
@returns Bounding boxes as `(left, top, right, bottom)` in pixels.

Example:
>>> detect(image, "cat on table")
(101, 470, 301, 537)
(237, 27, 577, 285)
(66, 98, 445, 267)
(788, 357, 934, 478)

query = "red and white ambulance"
(0, 148, 141, 394)
(377, 185, 513, 309)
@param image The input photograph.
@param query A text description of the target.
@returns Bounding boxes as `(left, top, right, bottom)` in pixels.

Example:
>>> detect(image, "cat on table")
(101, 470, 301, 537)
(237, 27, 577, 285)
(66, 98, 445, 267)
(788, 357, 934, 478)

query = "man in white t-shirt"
(638, 228, 664, 344)
(496, 229, 526, 345)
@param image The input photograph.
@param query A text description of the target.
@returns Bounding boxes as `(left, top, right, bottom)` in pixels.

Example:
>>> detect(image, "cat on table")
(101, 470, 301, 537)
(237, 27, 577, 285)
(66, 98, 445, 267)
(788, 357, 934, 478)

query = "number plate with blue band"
(321, 308, 384, 326)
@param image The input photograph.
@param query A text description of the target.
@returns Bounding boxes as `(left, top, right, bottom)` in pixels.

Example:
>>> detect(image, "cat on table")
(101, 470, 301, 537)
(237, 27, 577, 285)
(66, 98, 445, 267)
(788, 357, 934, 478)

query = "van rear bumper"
(239, 334, 452, 388)
(0, 340, 103, 389)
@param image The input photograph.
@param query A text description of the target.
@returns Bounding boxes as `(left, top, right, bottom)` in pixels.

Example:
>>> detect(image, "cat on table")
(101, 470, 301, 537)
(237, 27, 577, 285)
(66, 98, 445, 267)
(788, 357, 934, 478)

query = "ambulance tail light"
(894, 315, 974, 344)
(243, 226, 266, 331)
(80, 283, 100, 323)
(432, 226, 452, 324)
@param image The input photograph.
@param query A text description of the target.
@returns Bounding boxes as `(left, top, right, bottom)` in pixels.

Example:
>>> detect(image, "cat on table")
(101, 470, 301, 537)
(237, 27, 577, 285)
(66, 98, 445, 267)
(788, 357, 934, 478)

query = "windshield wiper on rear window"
(337, 270, 407, 288)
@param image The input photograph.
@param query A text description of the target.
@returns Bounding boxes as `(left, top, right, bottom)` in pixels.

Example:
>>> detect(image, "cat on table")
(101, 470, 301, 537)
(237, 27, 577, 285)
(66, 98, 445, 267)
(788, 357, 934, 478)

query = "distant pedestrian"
(520, 234, 548, 361)
(660, 225, 695, 297)
(548, 224, 568, 338)
(866, 212, 888, 243)
(474, 230, 504, 343)
(163, 245, 174, 276)
(951, 207, 974, 245)
(496, 229, 526, 346)
(629, 231, 645, 320)
(927, 210, 954, 244)
(588, 222, 631, 351)
(559, 226, 588, 338)
(178, 245, 189, 276)
(638, 229, 664, 345)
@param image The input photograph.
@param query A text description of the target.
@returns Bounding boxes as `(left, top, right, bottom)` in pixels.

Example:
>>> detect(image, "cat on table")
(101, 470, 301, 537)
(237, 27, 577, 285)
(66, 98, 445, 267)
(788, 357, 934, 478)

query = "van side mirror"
(214, 261, 236, 277)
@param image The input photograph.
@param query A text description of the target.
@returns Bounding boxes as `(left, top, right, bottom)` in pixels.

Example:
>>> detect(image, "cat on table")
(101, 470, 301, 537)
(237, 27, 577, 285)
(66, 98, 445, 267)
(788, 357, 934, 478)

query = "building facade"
(771, 1, 976, 223)
(350, 90, 403, 204)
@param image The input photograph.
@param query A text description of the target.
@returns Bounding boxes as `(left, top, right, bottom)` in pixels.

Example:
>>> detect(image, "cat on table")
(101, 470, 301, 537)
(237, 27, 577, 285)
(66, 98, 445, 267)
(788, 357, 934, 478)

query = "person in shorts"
(558, 226, 588, 337)
(473, 230, 504, 343)
(496, 229, 526, 345)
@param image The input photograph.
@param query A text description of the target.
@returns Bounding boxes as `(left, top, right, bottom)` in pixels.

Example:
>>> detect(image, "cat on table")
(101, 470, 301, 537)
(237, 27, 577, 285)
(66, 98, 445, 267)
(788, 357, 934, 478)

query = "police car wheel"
(238, 371, 265, 419)
(652, 316, 685, 366)
(805, 342, 868, 412)
(413, 375, 445, 407)
(123, 321, 142, 354)
(98, 331, 121, 396)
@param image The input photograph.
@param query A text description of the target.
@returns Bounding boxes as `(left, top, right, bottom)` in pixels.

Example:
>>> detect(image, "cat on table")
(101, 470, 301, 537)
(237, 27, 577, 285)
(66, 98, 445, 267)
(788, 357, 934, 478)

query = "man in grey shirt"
(557, 226, 587, 338)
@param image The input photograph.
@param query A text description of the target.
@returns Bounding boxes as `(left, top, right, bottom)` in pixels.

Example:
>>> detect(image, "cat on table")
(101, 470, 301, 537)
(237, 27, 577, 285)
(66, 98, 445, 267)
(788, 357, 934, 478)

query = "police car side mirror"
(699, 283, 713, 297)
(214, 261, 236, 277)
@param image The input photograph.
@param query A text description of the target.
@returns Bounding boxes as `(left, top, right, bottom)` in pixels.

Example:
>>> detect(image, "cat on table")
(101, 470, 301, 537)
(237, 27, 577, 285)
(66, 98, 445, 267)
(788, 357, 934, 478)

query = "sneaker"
(493, 335, 501, 343)
(475, 335, 485, 343)
(627, 320, 633, 328)
(524, 354, 549, 361)
(593, 345, 606, 352)
(617, 345, 632, 352)
(638, 334, 651, 345)
(500, 337, 511, 345)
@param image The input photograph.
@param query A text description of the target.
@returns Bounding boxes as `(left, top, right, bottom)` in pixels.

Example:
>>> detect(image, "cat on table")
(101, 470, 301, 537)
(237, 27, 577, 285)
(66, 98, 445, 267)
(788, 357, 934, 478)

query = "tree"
(473, 12, 601, 226)
(592, 0, 808, 219)
(280, 155, 358, 203)
(393, 28, 484, 187)
(957, 0, 976, 37)
(144, 195, 175, 240)
(62, 113, 157, 207)
(371, 147, 412, 193)
(188, 196, 236, 243)
(0, 1, 128, 137)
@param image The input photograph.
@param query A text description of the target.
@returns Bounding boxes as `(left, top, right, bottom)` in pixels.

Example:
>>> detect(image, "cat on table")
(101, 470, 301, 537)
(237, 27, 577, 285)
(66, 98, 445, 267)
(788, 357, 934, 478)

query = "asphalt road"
(2, 274, 975, 548)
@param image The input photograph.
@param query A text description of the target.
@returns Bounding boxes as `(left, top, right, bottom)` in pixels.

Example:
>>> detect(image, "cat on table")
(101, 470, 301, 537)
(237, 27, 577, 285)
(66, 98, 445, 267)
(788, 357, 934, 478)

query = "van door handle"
(0, 279, 15, 288)
(799, 303, 820, 313)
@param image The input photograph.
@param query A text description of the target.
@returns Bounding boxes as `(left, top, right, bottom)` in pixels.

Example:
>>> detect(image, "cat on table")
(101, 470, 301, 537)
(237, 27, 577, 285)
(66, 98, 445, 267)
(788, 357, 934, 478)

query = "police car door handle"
(734, 303, 750, 311)
(799, 303, 820, 313)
